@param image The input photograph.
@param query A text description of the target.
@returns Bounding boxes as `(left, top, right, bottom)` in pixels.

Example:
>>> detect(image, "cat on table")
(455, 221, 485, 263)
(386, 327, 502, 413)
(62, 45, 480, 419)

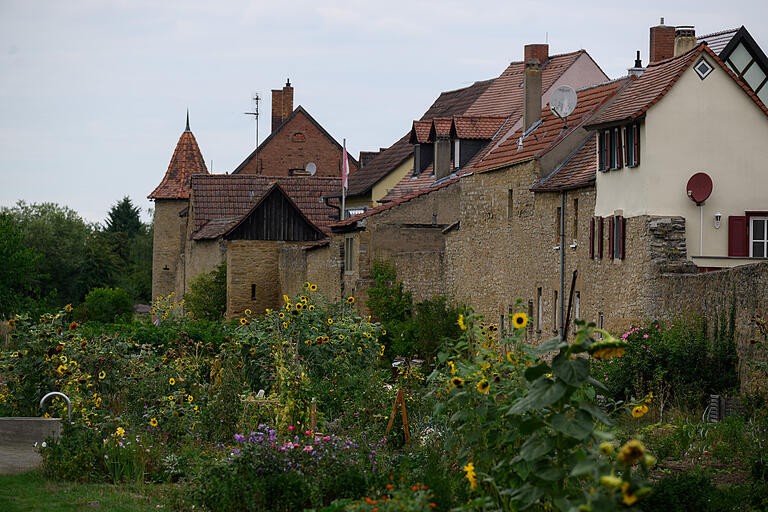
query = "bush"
(40, 422, 102, 481)
(82, 287, 133, 323)
(185, 262, 227, 321)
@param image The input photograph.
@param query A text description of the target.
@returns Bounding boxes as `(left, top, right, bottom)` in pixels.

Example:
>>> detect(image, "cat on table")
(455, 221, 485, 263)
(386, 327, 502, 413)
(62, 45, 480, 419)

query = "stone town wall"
(183, 239, 226, 296)
(151, 199, 188, 301)
(650, 261, 768, 392)
(278, 244, 308, 298)
(226, 240, 279, 318)
(306, 240, 343, 303)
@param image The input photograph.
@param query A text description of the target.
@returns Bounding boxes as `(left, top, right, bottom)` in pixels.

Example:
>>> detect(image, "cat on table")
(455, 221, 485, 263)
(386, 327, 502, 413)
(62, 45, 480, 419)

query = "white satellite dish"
(305, 162, 317, 176)
(549, 85, 578, 119)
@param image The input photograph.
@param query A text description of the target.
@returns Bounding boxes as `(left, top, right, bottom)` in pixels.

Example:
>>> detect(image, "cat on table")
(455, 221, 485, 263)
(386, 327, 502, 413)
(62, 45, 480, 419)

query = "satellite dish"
(686, 172, 713, 205)
(549, 86, 578, 119)
(305, 162, 317, 176)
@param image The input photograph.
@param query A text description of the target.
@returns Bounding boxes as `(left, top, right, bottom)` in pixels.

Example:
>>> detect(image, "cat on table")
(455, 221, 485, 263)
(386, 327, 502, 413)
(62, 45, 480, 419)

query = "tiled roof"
(451, 116, 507, 139)
(473, 79, 629, 173)
(698, 28, 739, 56)
(333, 176, 461, 229)
(380, 167, 438, 202)
(190, 175, 341, 240)
(531, 135, 597, 192)
(149, 129, 208, 200)
(346, 79, 493, 196)
(587, 44, 768, 126)
(429, 118, 453, 140)
(465, 51, 589, 117)
(410, 121, 432, 144)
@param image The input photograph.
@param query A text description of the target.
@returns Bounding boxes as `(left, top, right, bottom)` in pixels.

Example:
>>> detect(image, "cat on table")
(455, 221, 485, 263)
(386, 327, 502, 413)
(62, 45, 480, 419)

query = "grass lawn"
(0, 472, 176, 511)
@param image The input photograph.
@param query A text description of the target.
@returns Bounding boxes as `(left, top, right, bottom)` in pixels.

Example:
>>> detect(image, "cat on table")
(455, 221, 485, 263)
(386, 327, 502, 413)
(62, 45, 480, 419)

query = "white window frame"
(453, 139, 460, 169)
(750, 216, 768, 258)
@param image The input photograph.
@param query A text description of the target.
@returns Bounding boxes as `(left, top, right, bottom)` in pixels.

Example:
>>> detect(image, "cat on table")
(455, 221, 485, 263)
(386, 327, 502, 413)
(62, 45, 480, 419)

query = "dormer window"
(453, 139, 460, 170)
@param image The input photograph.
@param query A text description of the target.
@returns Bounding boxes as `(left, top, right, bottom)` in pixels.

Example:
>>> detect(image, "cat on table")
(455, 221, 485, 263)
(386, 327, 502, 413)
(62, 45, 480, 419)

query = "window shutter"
(728, 216, 749, 257)
(618, 216, 626, 259)
(589, 218, 595, 259)
(608, 217, 614, 260)
(598, 132, 605, 170)
(633, 123, 640, 165)
(624, 126, 630, 166)
(598, 217, 604, 259)
(615, 128, 623, 168)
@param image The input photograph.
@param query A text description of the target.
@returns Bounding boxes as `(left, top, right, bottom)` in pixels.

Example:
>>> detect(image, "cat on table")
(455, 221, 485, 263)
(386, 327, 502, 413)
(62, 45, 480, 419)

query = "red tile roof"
(190, 175, 341, 240)
(473, 79, 629, 173)
(149, 129, 208, 200)
(346, 79, 493, 196)
(410, 121, 432, 144)
(530, 135, 597, 192)
(587, 44, 768, 126)
(450, 116, 507, 139)
(429, 118, 453, 140)
(697, 28, 739, 56)
(465, 50, 592, 117)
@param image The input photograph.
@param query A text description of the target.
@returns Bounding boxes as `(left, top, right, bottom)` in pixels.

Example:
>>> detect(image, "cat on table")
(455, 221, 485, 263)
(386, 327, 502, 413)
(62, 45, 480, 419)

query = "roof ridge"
(645, 44, 703, 68)
(506, 49, 585, 66)
(576, 76, 632, 93)
(697, 27, 740, 39)
(436, 79, 495, 96)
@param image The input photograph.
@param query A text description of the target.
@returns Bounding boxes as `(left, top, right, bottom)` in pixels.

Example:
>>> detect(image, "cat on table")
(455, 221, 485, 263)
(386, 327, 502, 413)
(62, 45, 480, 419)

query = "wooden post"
(386, 388, 410, 444)
(310, 399, 317, 432)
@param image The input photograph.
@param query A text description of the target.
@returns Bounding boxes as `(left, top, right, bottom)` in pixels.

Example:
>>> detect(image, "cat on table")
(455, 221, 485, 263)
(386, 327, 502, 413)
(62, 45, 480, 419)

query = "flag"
(342, 140, 349, 191)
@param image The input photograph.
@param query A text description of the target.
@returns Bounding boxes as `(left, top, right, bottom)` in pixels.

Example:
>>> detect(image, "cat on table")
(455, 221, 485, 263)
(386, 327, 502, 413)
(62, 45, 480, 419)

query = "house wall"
(306, 241, 343, 303)
(226, 240, 280, 318)
(594, 53, 768, 265)
(151, 199, 188, 301)
(236, 110, 359, 177)
(183, 239, 226, 296)
(278, 244, 308, 298)
(371, 157, 414, 206)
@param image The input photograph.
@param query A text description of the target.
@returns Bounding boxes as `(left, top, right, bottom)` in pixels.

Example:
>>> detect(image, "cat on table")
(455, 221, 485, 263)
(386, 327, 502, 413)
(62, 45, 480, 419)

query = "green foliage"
(104, 196, 142, 236)
(40, 422, 103, 482)
(185, 262, 227, 321)
(643, 471, 744, 512)
(82, 287, 133, 323)
(0, 211, 43, 317)
(593, 317, 738, 407)
(367, 260, 461, 361)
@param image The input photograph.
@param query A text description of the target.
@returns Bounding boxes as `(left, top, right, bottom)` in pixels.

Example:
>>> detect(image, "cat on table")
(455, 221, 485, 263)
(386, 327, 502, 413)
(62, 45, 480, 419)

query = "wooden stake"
(310, 399, 317, 432)
(386, 388, 410, 444)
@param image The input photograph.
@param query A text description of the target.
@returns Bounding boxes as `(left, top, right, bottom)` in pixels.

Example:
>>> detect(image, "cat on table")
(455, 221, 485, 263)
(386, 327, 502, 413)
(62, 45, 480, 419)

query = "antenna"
(305, 162, 317, 176)
(244, 92, 261, 165)
(549, 85, 578, 129)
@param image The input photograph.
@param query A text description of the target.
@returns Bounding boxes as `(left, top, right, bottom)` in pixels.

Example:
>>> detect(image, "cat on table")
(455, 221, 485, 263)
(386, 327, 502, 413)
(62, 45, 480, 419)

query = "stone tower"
(148, 113, 208, 302)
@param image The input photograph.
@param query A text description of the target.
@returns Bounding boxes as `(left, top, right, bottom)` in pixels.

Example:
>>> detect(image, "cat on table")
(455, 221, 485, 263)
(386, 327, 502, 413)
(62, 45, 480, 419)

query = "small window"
(344, 236, 355, 273)
(598, 131, 609, 172)
(555, 207, 562, 242)
(536, 287, 542, 332)
(574, 291, 580, 321)
(572, 198, 579, 240)
(507, 189, 514, 222)
(292, 132, 306, 143)
(624, 123, 640, 167)
(694, 57, 714, 80)
(751, 217, 768, 258)
(598, 312, 604, 338)
(553, 290, 559, 334)
(453, 139, 460, 169)
(251, 284, 256, 300)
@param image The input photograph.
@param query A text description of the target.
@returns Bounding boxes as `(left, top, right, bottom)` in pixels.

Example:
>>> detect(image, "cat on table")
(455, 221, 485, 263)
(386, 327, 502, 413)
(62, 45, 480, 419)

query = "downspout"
(560, 191, 565, 339)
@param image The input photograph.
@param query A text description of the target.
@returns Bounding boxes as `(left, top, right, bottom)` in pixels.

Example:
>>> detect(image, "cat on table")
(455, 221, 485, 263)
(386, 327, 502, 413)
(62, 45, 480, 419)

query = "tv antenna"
(549, 85, 577, 130)
(244, 92, 261, 161)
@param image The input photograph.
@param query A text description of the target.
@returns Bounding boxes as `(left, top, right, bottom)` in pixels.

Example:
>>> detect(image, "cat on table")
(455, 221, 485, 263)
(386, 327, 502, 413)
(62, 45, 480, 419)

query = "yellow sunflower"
(308, 305, 315, 311)
(244, 309, 251, 316)
(64, 304, 73, 312)
(327, 318, 333, 325)
(476, 379, 490, 394)
(149, 417, 158, 427)
(451, 376, 465, 388)
(458, 314, 467, 331)
(69, 322, 78, 330)
(98, 370, 106, 380)
(169, 378, 175, 386)
(463, 462, 477, 489)
(282, 321, 288, 329)
(240, 318, 247, 325)
(346, 296, 355, 304)
(511, 312, 528, 329)
(617, 440, 645, 465)
(295, 302, 304, 311)
(279, 312, 285, 319)
(309, 284, 317, 291)
(249, 347, 256, 355)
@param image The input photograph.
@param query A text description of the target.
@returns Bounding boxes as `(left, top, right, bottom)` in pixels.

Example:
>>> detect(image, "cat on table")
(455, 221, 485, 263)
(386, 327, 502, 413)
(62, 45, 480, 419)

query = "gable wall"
(595, 54, 768, 264)
(236, 111, 359, 177)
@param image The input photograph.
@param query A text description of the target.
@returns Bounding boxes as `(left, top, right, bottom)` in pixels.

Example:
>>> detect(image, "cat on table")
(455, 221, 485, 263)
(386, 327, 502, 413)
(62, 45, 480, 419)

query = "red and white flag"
(342, 140, 349, 191)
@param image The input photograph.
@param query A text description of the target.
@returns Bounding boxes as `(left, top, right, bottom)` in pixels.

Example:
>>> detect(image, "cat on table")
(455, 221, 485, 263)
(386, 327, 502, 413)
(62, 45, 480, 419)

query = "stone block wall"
(183, 239, 226, 297)
(151, 199, 188, 301)
(278, 244, 308, 297)
(226, 240, 280, 318)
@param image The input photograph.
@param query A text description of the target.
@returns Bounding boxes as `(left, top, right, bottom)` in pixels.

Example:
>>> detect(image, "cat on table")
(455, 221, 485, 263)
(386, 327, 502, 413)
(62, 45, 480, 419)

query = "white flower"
(41, 441, 47, 448)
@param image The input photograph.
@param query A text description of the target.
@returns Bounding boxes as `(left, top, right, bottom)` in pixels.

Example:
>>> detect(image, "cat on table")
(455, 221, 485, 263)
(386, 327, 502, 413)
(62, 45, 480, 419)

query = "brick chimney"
(524, 44, 549, 64)
(271, 79, 294, 133)
(523, 59, 542, 132)
(433, 136, 452, 180)
(649, 17, 675, 63)
(674, 26, 696, 56)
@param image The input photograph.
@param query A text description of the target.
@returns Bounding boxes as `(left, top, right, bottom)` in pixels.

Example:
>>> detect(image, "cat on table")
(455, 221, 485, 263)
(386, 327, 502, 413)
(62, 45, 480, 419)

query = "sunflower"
(589, 338, 627, 360)
(7, 319, 15, 328)
(463, 462, 477, 490)
(64, 304, 73, 312)
(240, 318, 247, 325)
(447, 361, 456, 374)
(511, 312, 528, 329)
(149, 417, 158, 427)
(476, 379, 490, 394)
(346, 296, 355, 304)
(279, 312, 285, 319)
(327, 318, 333, 325)
(617, 440, 645, 465)
(69, 322, 78, 330)
(457, 314, 467, 331)
(314, 336, 323, 344)
(282, 321, 288, 329)
(631, 406, 645, 418)
(300, 296, 308, 303)
(304, 281, 310, 289)
(295, 302, 304, 311)
(283, 294, 291, 303)
(309, 284, 317, 291)
(98, 370, 106, 380)
(169, 378, 175, 386)
(621, 482, 638, 506)
(168, 395, 174, 401)
(451, 376, 465, 388)
(244, 309, 251, 316)
(338, 334, 344, 340)
(187, 395, 193, 402)
(308, 305, 315, 311)
(249, 347, 256, 355)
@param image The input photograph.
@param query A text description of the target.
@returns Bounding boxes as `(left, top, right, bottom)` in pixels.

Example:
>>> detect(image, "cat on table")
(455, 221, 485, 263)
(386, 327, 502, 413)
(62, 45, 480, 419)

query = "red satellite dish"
(686, 172, 713, 205)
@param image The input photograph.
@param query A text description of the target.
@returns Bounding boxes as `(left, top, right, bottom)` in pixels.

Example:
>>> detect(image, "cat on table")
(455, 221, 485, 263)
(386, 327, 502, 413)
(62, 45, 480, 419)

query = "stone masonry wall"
(183, 239, 226, 297)
(278, 244, 308, 297)
(151, 199, 188, 301)
(226, 240, 279, 318)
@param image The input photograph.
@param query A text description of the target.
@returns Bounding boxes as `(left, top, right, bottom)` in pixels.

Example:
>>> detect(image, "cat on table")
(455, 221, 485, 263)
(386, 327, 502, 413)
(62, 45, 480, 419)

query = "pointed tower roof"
(148, 114, 208, 200)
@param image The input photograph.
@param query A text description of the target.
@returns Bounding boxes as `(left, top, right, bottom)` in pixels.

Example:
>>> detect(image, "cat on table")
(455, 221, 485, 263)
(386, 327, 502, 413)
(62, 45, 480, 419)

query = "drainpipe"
(560, 191, 565, 339)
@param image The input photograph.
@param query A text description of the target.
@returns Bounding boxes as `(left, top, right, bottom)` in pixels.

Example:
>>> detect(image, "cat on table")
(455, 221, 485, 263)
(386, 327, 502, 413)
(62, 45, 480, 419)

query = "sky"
(1, 0, 766, 225)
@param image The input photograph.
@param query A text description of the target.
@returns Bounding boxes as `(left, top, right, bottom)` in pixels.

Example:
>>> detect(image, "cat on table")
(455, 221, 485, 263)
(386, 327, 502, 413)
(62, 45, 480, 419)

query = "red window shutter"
(615, 128, 623, 168)
(728, 216, 749, 257)
(608, 217, 615, 260)
(633, 124, 640, 165)
(618, 216, 626, 259)
(598, 217, 604, 259)
(589, 218, 595, 259)
(598, 131, 605, 170)
(623, 126, 630, 165)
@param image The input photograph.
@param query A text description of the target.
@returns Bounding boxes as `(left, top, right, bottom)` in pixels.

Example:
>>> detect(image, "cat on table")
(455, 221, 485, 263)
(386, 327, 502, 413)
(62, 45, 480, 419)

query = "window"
(555, 207, 562, 242)
(590, 218, 595, 259)
(553, 290, 559, 334)
(599, 131, 609, 172)
(507, 189, 514, 222)
(624, 123, 640, 167)
(607, 215, 626, 260)
(292, 132, 306, 143)
(572, 199, 579, 240)
(751, 217, 768, 257)
(574, 291, 581, 321)
(251, 284, 256, 300)
(344, 235, 355, 273)
(453, 139, 460, 169)
(598, 217, 604, 259)
(599, 124, 639, 170)
(500, 313, 505, 334)
(536, 287, 542, 331)
(598, 312, 604, 338)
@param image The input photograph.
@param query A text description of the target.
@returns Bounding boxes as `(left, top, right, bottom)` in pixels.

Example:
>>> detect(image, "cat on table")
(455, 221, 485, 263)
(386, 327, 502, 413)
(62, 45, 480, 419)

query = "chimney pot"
(523, 59, 542, 132)
(674, 26, 697, 56)
(649, 19, 675, 63)
(524, 44, 549, 64)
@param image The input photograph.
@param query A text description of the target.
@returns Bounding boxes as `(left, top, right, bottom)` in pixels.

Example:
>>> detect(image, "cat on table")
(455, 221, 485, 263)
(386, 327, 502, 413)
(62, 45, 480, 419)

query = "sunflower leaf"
(552, 356, 589, 387)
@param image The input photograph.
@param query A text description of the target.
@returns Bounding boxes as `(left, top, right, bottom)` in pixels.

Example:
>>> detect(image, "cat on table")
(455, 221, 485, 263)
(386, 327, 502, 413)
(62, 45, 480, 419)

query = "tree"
(0, 212, 42, 317)
(184, 263, 227, 320)
(82, 287, 133, 323)
(104, 196, 142, 236)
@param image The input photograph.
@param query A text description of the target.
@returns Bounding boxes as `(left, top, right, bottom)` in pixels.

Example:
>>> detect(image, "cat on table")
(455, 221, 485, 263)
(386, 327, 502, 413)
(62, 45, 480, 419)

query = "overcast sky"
(1, 0, 766, 224)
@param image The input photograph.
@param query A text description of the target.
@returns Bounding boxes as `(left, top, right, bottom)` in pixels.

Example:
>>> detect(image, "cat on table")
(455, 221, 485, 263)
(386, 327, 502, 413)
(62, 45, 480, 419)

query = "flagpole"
(341, 138, 347, 221)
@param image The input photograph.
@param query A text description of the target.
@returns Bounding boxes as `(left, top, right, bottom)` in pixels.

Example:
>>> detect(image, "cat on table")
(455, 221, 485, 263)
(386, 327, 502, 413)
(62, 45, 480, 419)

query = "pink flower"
(323, 436, 331, 442)
(303, 445, 313, 452)
(288, 426, 294, 431)
(643, 334, 649, 339)
(305, 430, 312, 436)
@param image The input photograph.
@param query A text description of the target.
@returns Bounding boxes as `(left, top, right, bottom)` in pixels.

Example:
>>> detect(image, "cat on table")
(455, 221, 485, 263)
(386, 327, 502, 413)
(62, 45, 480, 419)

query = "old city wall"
(183, 239, 226, 297)
(226, 240, 279, 318)
(236, 111, 359, 176)
(306, 240, 343, 303)
(151, 199, 188, 301)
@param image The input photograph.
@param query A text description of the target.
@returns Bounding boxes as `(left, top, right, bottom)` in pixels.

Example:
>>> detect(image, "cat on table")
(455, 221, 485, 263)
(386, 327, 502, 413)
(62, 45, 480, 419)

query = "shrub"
(40, 422, 102, 481)
(645, 471, 715, 512)
(184, 262, 227, 321)
(82, 287, 133, 323)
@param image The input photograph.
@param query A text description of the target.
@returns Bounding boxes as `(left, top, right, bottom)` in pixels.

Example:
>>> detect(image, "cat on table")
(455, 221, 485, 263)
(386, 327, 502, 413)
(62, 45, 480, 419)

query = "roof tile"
(148, 130, 208, 200)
